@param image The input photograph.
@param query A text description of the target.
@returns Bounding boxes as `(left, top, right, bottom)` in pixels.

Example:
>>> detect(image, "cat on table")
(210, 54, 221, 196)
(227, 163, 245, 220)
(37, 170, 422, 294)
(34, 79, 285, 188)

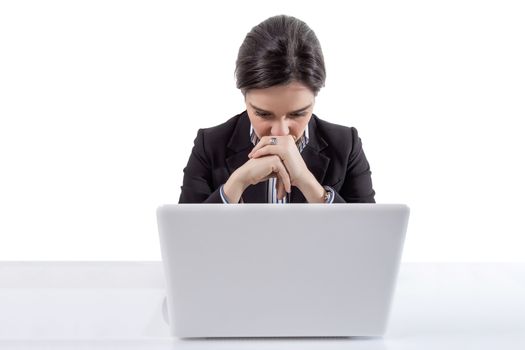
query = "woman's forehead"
(245, 82, 314, 112)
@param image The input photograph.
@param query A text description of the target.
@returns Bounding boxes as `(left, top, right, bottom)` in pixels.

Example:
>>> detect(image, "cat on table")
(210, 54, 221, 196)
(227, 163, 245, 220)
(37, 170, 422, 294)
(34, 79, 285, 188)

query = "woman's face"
(245, 81, 315, 140)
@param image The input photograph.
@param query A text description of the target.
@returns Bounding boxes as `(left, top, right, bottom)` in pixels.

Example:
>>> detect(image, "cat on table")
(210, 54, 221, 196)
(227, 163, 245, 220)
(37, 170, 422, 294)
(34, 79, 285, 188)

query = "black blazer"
(178, 111, 376, 203)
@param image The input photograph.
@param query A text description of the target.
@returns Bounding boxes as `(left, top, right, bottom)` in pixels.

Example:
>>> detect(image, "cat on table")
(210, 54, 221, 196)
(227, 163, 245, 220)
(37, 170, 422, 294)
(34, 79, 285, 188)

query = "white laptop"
(157, 203, 410, 338)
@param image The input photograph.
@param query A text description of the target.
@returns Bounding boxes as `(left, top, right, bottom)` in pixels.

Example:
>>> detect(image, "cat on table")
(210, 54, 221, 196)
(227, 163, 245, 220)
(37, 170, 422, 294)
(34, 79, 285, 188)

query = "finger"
(250, 145, 282, 160)
(247, 137, 266, 158)
(248, 136, 278, 158)
(274, 177, 283, 200)
(277, 176, 286, 200)
(277, 168, 291, 196)
(274, 176, 283, 200)
(274, 159, 292, 193)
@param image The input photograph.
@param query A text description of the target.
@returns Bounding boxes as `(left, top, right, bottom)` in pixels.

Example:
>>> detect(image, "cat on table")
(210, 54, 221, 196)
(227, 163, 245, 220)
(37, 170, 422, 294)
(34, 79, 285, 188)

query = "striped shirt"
(220, 125, 335, 203)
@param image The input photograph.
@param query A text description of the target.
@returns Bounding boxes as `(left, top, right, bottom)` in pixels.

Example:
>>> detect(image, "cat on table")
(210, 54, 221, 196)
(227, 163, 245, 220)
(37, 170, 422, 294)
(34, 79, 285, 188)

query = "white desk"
(0, 262, 524, 349)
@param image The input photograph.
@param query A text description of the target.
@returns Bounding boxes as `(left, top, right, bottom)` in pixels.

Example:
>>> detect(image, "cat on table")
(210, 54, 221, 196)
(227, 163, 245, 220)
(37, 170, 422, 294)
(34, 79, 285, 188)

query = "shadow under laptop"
(179, 336, 388, 350)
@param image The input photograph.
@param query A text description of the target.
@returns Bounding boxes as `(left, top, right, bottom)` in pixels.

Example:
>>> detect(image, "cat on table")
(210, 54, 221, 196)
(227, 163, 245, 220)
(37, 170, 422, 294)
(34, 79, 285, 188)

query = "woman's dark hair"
(235, 15, 326, 96)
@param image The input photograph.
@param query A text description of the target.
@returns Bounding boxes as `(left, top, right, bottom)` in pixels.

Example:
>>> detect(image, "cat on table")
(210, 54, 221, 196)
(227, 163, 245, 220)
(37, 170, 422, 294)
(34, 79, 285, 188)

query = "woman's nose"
(271, 120, 290, 136)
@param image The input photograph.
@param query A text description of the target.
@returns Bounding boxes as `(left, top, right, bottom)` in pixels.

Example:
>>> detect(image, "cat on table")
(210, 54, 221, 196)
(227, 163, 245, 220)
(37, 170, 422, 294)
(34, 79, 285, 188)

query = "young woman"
(179, 15, 375, 204)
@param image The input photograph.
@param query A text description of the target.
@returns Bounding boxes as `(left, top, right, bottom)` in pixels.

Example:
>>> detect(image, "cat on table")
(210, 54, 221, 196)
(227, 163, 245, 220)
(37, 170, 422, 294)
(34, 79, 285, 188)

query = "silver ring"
(270, 137, 278, 145)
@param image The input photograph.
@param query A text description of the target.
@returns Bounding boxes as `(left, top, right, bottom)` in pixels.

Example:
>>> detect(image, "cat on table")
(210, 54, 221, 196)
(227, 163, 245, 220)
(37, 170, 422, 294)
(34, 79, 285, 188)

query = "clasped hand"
(237, 135, 309, 200)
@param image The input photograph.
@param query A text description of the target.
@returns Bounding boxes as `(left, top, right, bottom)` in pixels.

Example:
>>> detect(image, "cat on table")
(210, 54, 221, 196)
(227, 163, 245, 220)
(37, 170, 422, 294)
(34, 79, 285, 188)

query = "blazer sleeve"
(178, 129, 223, 203)
(332, 127, 376, 203)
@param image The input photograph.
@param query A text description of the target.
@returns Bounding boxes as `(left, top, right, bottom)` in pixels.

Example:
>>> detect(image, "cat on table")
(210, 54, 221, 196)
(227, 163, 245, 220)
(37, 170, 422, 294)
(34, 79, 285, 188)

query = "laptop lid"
(157, 203, 410, 338)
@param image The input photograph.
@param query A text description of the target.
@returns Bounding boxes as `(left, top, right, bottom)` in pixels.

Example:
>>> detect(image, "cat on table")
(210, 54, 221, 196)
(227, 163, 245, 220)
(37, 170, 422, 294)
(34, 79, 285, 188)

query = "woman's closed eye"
(255, 111, 271, 118)
(255, 111, 307, 119)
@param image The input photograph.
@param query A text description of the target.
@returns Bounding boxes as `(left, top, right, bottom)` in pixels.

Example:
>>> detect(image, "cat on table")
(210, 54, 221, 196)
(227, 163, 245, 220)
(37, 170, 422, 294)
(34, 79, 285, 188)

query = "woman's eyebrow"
(249, 103, 312, 114)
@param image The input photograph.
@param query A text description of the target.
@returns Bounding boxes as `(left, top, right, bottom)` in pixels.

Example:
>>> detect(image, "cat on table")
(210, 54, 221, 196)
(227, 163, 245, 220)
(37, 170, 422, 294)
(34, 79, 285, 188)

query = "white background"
(1, 0, 524, 261)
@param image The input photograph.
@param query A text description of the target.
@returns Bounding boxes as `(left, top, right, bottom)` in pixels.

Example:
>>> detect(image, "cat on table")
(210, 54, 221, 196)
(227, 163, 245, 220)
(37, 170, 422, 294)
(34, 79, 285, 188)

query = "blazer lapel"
(290, 115, 330, 203)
